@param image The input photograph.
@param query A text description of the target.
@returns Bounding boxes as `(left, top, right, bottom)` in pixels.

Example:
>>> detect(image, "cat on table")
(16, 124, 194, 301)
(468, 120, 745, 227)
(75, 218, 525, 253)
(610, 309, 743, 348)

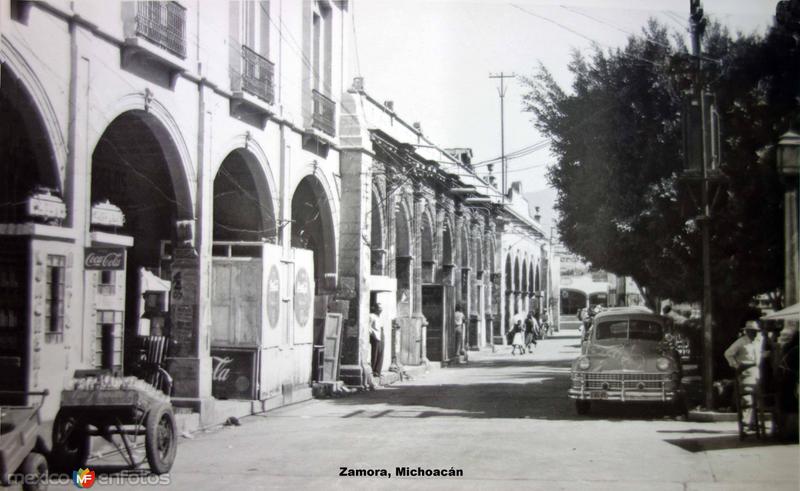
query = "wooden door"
(321, 313, 343, 381)
(211, 258, 262, 347)
(421, 284, 455, 362)
(422, 285, 442, 361)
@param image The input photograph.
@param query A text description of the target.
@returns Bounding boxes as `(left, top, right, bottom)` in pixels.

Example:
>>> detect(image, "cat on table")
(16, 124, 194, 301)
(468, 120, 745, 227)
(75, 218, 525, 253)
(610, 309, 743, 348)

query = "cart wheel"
(21, 452, 48, 491)
(50, 411, 90, 473)
(145, 404, 177, 475)
(576, 400, 591, 415)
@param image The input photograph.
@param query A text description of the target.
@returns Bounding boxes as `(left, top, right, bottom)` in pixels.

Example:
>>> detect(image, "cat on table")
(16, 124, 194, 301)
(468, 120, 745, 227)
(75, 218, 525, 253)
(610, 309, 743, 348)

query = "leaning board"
(321, 313, 343, 382)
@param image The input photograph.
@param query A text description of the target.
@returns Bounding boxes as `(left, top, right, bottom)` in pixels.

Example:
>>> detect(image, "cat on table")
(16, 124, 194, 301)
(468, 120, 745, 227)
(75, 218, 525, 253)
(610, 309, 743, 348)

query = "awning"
(761, 303, 800, 321)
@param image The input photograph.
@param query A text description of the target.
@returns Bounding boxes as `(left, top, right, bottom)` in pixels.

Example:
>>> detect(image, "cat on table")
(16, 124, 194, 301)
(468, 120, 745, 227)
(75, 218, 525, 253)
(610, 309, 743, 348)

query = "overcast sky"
(353, 0, 778, 197)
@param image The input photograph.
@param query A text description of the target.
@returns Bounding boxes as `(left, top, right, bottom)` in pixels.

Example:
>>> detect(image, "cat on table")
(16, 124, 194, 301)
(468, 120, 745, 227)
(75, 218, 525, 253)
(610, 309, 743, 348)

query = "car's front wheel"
(575, 400, 591, 415)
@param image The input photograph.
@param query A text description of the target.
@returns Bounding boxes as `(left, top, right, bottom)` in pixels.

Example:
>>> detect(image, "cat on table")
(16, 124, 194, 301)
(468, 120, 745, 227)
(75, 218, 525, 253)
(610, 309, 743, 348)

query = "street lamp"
(778, 130, 800, 178)
(778, 130, 800, 307)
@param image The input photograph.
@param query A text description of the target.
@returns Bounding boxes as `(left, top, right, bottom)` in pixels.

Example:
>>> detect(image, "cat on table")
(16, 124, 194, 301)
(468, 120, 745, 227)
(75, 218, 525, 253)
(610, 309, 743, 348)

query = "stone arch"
(560, 288, 588, 316)
(95, 96, 196, 220)
(0, 64, 63, 222)
(441, 216, 454, 266)
(0, 40, 67, 187)
(420, 205, 434, 282)
(213, 134, 278, 216)
(505, 252, 513, 291)
(291, 173, 337, 293)
(474, 225, 484, 273)
(212, 147, 276, 242)
(395, 198, 412, 258)
(91, 109, 196, 371)
(394, 198, 413, 310)
(486, 235, 496, 275)
(459, 223, 470, 269)
(505, 252, 514, 334)
(521, 258, 529, 293)
(370, 185, 386, 275)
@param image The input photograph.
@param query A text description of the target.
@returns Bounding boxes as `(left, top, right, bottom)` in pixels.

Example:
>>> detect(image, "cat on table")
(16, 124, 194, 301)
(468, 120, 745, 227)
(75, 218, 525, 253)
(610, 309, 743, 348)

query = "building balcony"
(241, 46, 275, 104)
(311, 89, 336, 137)
(134, 1, 186, 59)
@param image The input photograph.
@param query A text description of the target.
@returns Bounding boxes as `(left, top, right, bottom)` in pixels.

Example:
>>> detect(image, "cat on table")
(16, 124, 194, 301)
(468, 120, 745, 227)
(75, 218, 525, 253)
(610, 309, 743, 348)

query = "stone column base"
(166, 356, 212, 399)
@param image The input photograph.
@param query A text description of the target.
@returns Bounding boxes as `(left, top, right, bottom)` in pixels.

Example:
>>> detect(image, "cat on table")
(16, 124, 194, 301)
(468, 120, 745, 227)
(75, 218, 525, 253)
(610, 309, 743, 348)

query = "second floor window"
(233, 2, 273, 102)
(311, 2, 332, 96)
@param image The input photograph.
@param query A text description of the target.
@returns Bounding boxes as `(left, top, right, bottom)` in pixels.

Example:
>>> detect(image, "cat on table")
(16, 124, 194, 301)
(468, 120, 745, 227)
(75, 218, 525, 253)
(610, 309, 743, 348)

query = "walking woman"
(524, 311, 538, 353)
(511, 314, 526, 355)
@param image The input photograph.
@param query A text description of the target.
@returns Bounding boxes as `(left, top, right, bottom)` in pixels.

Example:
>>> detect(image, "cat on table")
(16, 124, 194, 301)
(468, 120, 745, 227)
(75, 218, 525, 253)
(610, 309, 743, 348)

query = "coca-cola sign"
(84, 247, 125, 270)
(210, 348, 257, 400)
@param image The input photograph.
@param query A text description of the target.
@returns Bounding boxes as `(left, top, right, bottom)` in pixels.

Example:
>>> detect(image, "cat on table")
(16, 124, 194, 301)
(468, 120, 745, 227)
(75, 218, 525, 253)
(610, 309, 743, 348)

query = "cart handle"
(0, 389, 49, 404)
(0, 390, 49, 396)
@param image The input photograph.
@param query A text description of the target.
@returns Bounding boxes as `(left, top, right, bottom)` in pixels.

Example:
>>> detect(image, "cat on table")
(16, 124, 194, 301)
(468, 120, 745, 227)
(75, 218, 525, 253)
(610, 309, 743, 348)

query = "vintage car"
(568, 307, 684, 415)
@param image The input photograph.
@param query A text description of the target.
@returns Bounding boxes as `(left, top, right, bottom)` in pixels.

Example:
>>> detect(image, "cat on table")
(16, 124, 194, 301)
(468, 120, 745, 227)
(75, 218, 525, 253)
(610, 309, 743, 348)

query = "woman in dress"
(511, 316, 526, 355)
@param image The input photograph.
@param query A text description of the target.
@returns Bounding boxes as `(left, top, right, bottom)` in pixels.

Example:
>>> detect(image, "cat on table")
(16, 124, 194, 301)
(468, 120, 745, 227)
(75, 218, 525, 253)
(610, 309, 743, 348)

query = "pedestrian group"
(509, 310, 549, 355)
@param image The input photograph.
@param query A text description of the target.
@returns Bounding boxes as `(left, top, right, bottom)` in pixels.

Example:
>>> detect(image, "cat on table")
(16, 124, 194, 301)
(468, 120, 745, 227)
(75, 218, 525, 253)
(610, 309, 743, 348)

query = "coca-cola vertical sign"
(170, 246, 199, 358)
(84, 248, 125, 270)
(210, 348, 258, 400)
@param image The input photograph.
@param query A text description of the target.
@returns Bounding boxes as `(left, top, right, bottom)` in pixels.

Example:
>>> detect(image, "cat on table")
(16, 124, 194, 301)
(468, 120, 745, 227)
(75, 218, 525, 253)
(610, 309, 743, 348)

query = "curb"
(688, 410, 738, 422)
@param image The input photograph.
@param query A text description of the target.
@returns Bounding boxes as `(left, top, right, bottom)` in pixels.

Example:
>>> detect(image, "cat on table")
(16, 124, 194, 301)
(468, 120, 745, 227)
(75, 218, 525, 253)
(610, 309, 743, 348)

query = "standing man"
(724, 320, 763, 430)
(454, 304, 465, 356)
(370, 302, 384, 378)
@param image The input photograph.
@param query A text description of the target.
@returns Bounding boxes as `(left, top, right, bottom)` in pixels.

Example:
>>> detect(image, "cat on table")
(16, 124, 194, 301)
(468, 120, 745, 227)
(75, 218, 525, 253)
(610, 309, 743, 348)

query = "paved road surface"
(48, 331, 798, 490)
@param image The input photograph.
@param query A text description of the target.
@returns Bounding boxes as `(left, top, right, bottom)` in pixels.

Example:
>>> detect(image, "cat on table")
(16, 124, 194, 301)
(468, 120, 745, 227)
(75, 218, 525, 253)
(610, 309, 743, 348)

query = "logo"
(267, 265, 281, 329)
(84, 247, 125, 270)
(211, 356, 233, 382)
(294, 267, 311, 327)
(73, 468, 96, 488)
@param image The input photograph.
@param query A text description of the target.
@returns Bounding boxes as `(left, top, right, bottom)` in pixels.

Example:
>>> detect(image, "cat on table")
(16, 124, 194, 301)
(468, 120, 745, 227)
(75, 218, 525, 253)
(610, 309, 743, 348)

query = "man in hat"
(724, 320, 763, 429)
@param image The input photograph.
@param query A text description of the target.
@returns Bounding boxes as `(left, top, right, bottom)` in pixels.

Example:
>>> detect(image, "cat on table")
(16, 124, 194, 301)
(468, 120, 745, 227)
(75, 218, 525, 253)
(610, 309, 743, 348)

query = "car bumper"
(568, 388, 679, 402)
(569, 371, 681, 402)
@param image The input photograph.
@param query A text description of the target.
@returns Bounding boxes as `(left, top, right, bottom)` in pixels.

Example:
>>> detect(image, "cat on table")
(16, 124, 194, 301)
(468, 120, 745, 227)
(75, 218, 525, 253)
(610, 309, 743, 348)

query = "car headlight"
(656, 357, 670, 371)
(577, 357, 591, 370)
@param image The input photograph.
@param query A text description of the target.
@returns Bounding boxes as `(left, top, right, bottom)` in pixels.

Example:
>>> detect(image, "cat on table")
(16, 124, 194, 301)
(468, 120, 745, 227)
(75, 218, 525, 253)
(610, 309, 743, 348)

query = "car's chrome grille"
(575, 372, 668, 390)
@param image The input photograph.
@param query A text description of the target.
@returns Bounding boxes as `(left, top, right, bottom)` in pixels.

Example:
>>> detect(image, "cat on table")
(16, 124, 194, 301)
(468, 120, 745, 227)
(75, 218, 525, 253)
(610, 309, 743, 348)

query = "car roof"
(594, 306, 663, 322)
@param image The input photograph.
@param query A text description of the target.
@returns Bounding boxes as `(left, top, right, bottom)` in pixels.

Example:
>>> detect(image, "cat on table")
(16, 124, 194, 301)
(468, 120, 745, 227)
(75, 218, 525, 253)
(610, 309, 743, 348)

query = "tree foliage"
(522, 19, 799, 334)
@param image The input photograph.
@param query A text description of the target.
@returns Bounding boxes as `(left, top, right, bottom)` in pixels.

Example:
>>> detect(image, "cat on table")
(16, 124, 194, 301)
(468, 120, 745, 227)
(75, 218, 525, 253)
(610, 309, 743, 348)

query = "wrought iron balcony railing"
(135, 1, 187, 58)
(311, 89, 336, 137)
(241, 46, 275, 104)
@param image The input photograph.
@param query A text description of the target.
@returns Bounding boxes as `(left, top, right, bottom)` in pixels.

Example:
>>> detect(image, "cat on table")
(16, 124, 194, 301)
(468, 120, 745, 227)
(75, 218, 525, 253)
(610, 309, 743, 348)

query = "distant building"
(553, 246, 644, 329)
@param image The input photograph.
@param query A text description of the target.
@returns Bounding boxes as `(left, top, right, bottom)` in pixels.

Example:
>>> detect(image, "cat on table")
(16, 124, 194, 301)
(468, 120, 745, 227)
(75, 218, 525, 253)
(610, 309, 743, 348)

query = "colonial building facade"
(0, 0, 551, 425)
(1, 0, 350, 422)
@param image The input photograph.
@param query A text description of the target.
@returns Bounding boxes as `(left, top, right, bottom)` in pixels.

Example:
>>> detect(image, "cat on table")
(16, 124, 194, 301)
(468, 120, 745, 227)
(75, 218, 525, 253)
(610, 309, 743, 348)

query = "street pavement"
(49, 331, 798, 490)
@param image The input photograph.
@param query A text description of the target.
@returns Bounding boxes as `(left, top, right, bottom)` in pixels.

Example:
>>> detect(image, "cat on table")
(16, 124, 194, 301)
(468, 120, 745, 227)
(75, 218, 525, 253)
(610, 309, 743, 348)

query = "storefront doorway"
(91, 110, 193, 374)
(291, 175, 336, 380)
(0, 65, 63, 404)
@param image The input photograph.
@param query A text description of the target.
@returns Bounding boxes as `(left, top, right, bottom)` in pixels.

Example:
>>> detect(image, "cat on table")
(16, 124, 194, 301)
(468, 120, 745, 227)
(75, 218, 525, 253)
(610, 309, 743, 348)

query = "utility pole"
(489, 72, 515, 202)
(689, 0, 715, 410)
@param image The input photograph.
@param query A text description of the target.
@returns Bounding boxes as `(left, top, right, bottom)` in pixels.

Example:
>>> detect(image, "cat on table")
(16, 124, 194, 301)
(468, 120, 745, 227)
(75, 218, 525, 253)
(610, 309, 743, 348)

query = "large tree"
(522, 18, 798, 349)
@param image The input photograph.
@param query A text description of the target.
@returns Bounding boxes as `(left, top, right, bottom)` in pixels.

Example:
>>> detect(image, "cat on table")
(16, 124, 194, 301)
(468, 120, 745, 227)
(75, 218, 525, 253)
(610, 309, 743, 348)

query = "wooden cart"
(50, 387, 177, 475)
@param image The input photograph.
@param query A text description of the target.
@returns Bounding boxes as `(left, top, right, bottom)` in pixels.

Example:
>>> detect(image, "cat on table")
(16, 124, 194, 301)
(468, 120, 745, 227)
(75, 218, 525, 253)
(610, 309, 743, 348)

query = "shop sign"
(84, 247, 125, 270)
(266, 265, 280, 329)
(294, 267, 311, 327)
(210, 348, 257, 400)
(90, 200, 124, 227)
(27, 191, 67, 220)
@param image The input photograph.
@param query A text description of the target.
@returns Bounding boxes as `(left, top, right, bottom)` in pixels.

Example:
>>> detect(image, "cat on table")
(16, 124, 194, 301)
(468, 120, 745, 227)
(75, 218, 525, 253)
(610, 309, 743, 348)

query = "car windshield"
(595, 319, 663, 342)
